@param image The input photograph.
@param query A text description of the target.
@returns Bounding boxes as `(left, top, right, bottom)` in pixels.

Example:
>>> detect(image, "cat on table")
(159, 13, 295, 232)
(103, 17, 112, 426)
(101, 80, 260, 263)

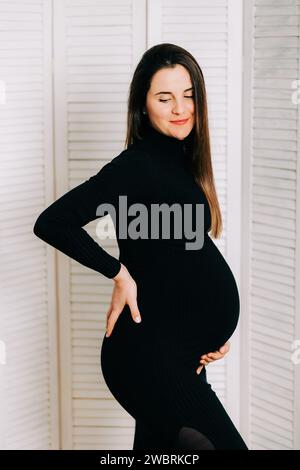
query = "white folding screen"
(0, 0, 59, 450)
(52, 0, 147, 450)
(147, 0, 244, 429)
(242, 0, 300, 450)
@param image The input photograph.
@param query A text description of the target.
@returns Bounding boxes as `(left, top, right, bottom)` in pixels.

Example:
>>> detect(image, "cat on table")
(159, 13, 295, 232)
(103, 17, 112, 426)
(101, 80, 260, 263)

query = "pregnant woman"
(33, 43, 248, 450)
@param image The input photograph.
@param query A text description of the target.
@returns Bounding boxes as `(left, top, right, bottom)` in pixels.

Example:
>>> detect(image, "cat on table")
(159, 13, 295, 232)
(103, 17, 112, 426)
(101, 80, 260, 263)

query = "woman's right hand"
(105, 263, 142, 337)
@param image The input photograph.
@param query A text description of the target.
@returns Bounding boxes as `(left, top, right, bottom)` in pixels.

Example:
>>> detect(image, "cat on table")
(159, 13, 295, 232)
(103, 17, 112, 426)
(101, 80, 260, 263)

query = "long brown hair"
(124, 43, 222, 239)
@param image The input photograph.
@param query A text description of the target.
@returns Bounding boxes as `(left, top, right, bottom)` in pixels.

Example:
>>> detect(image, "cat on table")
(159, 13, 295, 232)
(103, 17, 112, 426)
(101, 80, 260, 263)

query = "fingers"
(105, 307, 120, 337)
(128, 298, 142, 324)
(219, 341, 230, 354)
(200, 353, 220, 365)
(196, 364, 203, 375)
(199, 341, 231, 364)
(199, 357, 210, 366)
(199, 348, 227, 366)
(198, 354, 217, 367)
(105, 299, 142, 338)
(197, 348, 224, 372)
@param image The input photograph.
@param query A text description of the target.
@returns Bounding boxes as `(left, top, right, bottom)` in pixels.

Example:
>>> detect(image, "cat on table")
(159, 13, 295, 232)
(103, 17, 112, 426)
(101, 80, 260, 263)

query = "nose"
(172, 99, 186, 115)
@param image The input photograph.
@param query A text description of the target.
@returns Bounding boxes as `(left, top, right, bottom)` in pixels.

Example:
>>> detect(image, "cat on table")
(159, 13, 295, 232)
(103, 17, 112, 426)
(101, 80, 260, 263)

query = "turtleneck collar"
(140, 123, 194, 165)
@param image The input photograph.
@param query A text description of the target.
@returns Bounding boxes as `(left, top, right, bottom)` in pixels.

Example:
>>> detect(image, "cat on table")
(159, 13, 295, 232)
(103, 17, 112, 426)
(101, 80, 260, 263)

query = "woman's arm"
(33, 151, 138, 279)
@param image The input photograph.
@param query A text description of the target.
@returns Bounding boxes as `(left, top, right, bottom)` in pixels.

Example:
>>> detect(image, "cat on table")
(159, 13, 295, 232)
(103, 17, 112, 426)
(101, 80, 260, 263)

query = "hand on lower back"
(105, 263, 142, 337)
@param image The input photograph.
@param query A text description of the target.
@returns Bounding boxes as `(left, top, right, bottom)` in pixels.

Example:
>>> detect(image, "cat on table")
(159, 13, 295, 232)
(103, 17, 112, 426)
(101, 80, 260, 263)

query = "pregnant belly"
(178, 236, 239, 353)
(107, 235, 240, 369)
(187, 236, 240, 350)
(133, 236, 239, 359)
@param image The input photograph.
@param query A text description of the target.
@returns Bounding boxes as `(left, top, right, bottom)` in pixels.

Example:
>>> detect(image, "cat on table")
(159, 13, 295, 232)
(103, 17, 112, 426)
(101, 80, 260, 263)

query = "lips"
(170, 118, 189, 125)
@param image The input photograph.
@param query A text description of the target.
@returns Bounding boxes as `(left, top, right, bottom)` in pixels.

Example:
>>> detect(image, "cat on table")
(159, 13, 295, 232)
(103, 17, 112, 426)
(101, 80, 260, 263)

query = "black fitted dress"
(33, 123, 248, 450)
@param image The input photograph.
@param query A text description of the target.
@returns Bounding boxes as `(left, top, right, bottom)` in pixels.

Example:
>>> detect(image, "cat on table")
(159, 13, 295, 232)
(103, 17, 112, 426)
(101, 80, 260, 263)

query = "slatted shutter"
(147, 0, 244, 428)
(0, 0, 59, 449)
(243, 0, 300, 450)
(53, 0, 146, 449)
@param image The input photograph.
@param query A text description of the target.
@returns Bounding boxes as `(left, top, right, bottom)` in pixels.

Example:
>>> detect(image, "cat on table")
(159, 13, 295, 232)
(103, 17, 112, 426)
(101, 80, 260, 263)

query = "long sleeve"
(33, 151, 137, 279)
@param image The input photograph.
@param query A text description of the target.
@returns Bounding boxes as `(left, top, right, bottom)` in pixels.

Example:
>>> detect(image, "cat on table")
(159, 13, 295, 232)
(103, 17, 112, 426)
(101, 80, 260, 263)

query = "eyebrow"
(154, 87, 194, 96)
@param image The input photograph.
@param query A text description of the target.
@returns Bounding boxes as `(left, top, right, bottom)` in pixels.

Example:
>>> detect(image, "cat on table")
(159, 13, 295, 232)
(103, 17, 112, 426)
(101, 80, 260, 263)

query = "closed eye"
(159, 96, 194, 103)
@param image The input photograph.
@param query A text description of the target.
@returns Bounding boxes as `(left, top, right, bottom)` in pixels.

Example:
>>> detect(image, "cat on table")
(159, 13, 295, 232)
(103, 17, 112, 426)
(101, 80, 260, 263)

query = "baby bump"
(107, 237, 240, 364)
(145, 239, 241, 358)
(186, 242, 239, 354)
(203, 237, 240, 340)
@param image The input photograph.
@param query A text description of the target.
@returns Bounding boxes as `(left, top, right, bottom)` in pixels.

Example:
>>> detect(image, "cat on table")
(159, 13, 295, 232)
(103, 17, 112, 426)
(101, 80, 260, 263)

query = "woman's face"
(145, 64, 195, 140)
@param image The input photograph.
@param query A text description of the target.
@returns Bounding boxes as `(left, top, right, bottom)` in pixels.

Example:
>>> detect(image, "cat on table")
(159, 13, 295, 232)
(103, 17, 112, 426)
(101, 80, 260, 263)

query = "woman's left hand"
(196, 341, 230, 375)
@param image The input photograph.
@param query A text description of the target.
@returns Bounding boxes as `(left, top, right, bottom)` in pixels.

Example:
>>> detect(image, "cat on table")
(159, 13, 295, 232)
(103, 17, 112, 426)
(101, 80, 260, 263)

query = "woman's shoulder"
(97, 143, 151, 185)
(111, 142, 151, 169)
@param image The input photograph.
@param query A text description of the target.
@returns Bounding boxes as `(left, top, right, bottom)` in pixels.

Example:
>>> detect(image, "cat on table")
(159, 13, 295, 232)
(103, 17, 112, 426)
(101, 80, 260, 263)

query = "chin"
(174, 128, 192, 139)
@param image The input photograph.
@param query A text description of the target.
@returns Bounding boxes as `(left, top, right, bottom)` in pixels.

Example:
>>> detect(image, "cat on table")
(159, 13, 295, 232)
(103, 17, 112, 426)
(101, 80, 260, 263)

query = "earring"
(143, 109, 147, 115)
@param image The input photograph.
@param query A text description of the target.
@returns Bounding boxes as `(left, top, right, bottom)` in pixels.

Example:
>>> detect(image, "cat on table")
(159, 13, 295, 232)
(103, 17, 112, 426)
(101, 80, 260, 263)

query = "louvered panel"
(72, 321, 106, 332)
(73, 443, 131, 449)
(251, 385, 293, 413)
(6, 397, 51, 424)
(72, 336, 105, 346)
(251, 422, 293, 449)
(71, 288, 116, 303)
(0, 183, 44, 199)
(253, 268, 294, 299)
(73, 426, 133, 438)
(252, 265, 295, 288)
(253, 379, 294, 410)
(252, 303, 294, 326)
(251, 279, 294, 305)
(6, 430, 51, 451)
(3, 242, 43, 259)
(74, 426, 132, 445)
(252, 312, 294, 336)
(6, 381, 50, 405)
(249, 0, 300, 449)
(251, 328, 294, 356)
(72, 364, 107, 375)
(7, 348, 49, 368)
(53, 0, 146, 449)
(160, 0, 239, 412)
(253, 343, 293, 370)
(0, 0, 58, 450)
(252, 396, 293, 425)
(3, 258, 46, 279)
(252, 246, 295, 276)
(6, 361, 50, 381)
(73, 435, 133, 448)
(251, 357, 293, 382)
(6, 318, 48, 339)
(74, 416, 133, 427)
(251, 405, 292, 434)
(71, 294, 114, 305)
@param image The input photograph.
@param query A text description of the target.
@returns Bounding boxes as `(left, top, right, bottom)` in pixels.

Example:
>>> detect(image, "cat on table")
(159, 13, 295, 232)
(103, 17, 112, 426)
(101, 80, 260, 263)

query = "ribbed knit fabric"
(33, 123, 248, 450)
